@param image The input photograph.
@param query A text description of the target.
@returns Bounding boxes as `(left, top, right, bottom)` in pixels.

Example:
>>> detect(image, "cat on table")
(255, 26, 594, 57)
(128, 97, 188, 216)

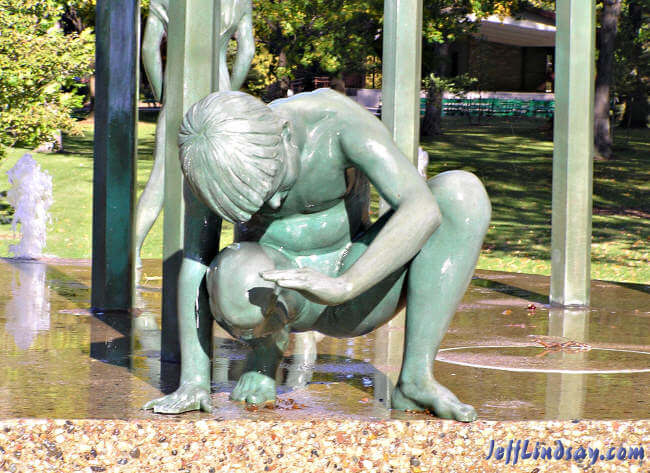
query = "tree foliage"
(0, 1, 94, 154)
(0, 0, 94, 155)
(249, 0, 520, 91)
(251, 0, 383, 89)
(615, 1, 648, 127)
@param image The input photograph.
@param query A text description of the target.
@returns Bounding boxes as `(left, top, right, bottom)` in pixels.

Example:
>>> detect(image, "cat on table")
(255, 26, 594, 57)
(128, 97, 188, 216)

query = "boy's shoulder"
(272, 88, 360, 109)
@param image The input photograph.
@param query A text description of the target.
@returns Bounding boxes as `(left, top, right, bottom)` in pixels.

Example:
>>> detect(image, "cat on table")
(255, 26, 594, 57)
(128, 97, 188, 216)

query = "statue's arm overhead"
(142, 8, 167, 102)
(229, 2, 255, 91)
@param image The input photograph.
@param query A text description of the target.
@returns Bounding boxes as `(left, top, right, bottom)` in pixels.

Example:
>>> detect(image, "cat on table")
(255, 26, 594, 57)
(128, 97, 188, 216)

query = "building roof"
(467, 12, 556, 47)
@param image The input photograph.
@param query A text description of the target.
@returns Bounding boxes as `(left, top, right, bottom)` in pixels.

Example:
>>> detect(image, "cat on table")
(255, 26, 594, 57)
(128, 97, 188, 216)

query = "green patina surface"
(141, 88, 489, 418)
(91, 0, 140, 311)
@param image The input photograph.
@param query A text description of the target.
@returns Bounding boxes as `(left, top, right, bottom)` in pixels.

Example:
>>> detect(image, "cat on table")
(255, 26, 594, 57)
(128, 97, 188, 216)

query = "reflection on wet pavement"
(0, 257, 649, 421)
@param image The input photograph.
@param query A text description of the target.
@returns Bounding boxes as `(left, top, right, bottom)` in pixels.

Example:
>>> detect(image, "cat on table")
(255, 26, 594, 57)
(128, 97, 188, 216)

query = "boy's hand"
(260, 267, 353, 306)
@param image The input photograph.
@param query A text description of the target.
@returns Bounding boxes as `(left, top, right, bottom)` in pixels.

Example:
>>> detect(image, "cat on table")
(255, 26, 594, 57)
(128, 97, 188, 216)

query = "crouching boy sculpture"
(144, 89, 491, 422)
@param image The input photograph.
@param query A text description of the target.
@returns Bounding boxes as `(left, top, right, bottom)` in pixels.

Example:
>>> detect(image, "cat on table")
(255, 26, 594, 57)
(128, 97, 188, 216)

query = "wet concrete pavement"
(1, 258, 648, 422)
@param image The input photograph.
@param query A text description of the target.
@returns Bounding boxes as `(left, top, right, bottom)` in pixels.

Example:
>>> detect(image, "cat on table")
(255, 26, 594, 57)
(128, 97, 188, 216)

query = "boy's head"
(179, 91, 287, 223)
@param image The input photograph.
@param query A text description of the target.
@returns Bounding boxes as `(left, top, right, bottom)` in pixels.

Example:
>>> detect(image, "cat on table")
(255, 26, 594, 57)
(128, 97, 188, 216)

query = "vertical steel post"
(92, 0, 140, 311)
(161, 0, 220, 362)
(379, 0, 423, 329)
(381, 0, 423, 166)
(550, 0, 596, 307)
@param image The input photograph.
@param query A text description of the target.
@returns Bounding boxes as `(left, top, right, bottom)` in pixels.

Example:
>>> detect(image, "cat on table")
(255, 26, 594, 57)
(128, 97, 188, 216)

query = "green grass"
(0, 115, 647, 284)
(421, 117, 649, 283)
(0, 114, 231, 260)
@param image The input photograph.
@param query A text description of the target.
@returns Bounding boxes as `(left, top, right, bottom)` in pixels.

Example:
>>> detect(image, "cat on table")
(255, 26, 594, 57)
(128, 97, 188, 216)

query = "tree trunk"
(61, 6, 85, 34)
(421, 43, 449, 137)
(594, 0, 622, 159)
(621, 2, 648, 128)
(622, 93, 649, 128)
(421, 84, 443, 136)
(265, 50, 290, 101)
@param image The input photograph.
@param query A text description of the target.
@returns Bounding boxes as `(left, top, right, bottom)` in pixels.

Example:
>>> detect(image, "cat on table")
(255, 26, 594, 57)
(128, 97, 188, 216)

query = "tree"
(251, 0, 383, 97)
(594, 0, 648, 157)
(58, 0, 96, 33)
(420, 1, 518, 136)
(0, 1, 94, 154)
(594, 0, 623, 159)
(617, 1, 648, 128)
(421, 73, 477, 135)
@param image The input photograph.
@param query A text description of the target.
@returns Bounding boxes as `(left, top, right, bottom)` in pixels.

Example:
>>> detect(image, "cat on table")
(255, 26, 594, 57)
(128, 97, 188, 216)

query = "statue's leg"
(392, 170, 490, 422)
(284, 331, 324, 389)
(143, 260, 215, 414)
(134, 106, 166, 268)
(206, 242, 305, 404)
(230, 328, 290, 404)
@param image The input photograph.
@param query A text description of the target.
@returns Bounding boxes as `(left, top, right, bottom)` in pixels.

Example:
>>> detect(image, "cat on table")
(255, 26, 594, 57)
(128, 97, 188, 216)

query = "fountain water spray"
(7, 154, 53, 259)
(5, 263, 50, 350)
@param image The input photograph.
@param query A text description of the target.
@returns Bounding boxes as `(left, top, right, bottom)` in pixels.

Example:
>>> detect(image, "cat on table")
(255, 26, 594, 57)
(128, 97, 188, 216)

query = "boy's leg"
(134, 106, 166, 267)
(207, 242, 304, 404)
(230, 328, 290, 404)
(393, 170, 490, 422)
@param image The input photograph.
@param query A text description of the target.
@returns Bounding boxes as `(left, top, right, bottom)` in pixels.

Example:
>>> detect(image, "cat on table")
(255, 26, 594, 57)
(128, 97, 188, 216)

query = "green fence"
(419, 98, 555, 118)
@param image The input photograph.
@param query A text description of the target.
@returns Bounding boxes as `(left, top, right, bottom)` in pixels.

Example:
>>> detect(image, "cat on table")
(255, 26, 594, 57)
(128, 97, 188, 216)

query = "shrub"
(0, 1, 94, 150)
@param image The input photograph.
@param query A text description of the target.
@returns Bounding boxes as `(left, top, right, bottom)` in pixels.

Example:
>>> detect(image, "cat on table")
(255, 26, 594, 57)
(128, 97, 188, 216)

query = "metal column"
(381, 0, 423, 165)
(550, 0, 596, 306)
(379, 0, 423, 335)
(161, 0, 220, 362)
(91, 0, 140, 311)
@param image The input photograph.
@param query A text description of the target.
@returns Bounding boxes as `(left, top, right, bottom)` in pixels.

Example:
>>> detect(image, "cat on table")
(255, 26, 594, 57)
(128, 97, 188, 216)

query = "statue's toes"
(230, 388, 246, 402)
(453, 403, 477, 423)
(144, 394, 176, 413)
(246, 386, 275, 405)
(154, 395, 202, 414)
(153, 401, 179, 414)
(231, 375, 252, 402)
(432, 399, 476, 422)
(231, 372, 277, 405)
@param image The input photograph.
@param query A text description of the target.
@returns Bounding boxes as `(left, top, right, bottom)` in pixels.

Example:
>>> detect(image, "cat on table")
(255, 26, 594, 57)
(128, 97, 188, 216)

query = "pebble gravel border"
(0, 419, 647, 472)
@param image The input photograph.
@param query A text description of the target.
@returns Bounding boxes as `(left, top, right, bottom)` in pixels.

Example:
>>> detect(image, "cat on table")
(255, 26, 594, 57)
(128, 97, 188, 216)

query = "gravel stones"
(0, 418, 647, 472)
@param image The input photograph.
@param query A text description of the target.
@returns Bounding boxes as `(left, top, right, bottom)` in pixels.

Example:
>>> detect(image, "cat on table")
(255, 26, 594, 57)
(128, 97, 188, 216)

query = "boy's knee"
(428, 170, 491, 231)
(206, 243, 278, 332)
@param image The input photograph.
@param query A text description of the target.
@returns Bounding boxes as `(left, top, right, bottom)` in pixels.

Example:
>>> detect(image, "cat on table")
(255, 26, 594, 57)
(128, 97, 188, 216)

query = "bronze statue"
(144, 89, 491, 422)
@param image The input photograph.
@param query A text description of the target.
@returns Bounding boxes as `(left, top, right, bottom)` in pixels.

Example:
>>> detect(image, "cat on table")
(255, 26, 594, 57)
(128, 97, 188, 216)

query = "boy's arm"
(142, 11, 166, 102)
(144, 184, 221, 413)
(177, 183, 221, 387)
(261, 108, 440, 305)
(334, 115, 440, 298)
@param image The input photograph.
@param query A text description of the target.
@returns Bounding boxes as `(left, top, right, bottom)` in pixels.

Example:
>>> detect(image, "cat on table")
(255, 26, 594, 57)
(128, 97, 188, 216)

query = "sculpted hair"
(179, 91, 285, 223)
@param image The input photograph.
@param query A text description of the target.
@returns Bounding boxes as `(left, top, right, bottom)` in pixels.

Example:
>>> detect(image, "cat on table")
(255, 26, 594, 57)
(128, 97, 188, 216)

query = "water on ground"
(1, 258, 648, 421)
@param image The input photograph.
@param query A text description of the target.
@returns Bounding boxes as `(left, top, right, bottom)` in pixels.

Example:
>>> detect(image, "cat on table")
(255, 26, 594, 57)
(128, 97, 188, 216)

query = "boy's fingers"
(260, 269, 302, 280)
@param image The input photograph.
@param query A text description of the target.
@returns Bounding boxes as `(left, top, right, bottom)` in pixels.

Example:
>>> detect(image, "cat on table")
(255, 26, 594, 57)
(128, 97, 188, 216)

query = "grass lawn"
(421, 117, 649, 283)
(0, 114, 647, 284)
